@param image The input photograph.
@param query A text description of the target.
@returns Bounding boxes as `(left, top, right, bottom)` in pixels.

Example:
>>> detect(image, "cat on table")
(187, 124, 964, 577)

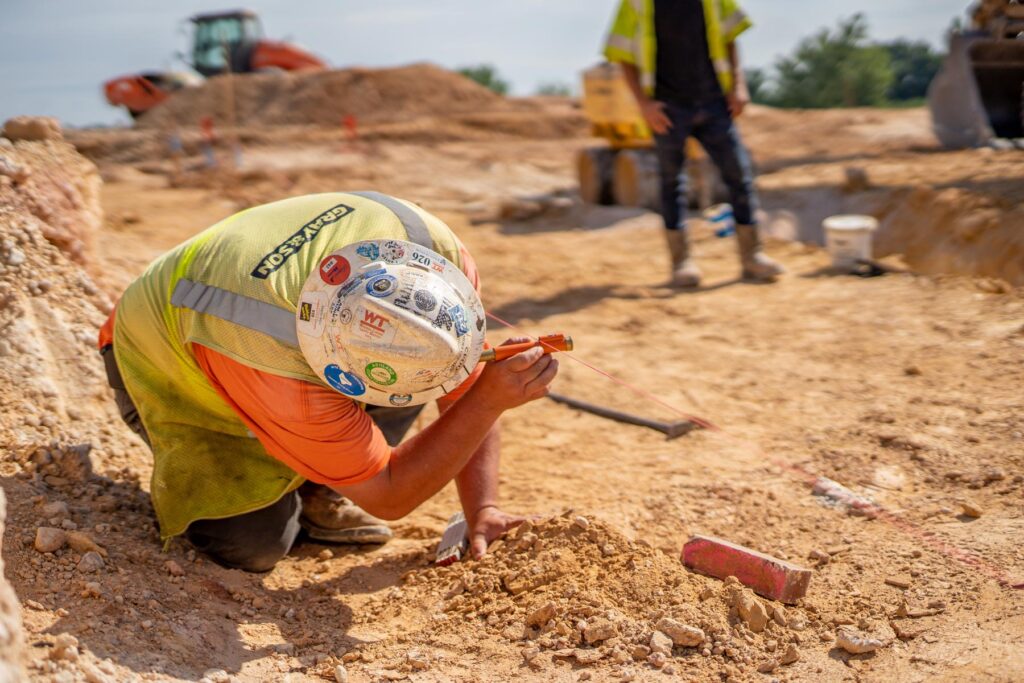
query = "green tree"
(770, 14, 893, 108)
(744, 67, 770, 104)
(456, 64, 510, 95)
(880, 39, 943, 101)
(535, 81, 573, 97)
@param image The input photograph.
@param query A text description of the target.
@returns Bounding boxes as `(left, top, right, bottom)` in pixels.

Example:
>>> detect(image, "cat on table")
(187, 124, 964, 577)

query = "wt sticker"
(324, 364, 365, 397)
(319, 255, 351, 285)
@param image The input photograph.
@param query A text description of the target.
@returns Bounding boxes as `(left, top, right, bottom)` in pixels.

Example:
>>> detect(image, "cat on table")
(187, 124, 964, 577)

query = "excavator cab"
(190, 10, 264, 77)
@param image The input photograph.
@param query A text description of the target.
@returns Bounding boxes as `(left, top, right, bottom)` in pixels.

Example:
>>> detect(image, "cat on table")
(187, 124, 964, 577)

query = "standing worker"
(97, 191, 558, 572)
(603, 0, 784, 286)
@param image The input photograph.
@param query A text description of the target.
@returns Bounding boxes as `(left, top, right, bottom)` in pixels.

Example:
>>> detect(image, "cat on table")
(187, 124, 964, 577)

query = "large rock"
(0, 491, 27, 681)
(2, 117, 63, 142)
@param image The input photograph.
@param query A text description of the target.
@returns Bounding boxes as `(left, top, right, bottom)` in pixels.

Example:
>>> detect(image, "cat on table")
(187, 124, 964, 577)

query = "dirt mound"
(332, 514, 827, 680)
(874, 186, 1024, 286)
(1, 121, 102, 264)
(137, 63, 520, 130)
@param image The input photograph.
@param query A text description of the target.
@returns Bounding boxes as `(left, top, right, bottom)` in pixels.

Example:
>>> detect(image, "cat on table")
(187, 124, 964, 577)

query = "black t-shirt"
(653, 0, 722, 106)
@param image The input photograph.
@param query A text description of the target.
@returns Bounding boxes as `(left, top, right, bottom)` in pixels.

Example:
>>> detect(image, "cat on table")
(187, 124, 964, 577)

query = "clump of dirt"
(334, 514, 822, 680)
(874, 186, 1024, 286)
(137, 63, 526, 130)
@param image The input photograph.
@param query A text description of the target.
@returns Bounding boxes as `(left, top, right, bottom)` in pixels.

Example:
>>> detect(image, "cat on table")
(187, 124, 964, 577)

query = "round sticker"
(381, 241, 406, 263)
(318, 255, 351, 285)
(324, 364, 366, 396)
(338, 308, 352, 325)
(365, 361, 398, 386)
(366, 274, 397, 298)
(389, 393, 413, 407)
(414, 289, 437, 312)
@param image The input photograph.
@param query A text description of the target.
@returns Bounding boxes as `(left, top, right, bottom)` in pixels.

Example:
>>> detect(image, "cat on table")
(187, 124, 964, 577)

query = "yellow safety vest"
(603, 0, 753, 95)
(113, 192, 468, 540)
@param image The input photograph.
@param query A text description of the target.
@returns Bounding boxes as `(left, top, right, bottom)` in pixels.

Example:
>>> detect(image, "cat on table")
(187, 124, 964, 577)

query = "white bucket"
(823, 214, 878, 270)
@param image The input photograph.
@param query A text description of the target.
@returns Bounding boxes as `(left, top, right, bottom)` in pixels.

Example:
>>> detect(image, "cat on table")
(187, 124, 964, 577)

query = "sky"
(0, 0, 967, 127)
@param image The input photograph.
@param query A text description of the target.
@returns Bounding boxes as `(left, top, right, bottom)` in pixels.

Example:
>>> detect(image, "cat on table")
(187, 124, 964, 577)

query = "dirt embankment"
(137, 63, 526, 129)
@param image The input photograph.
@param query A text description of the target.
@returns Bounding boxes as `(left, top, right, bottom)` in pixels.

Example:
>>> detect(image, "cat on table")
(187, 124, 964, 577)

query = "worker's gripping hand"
(467, 505, 526, 559)
(472, 337, 559, 413)
(639, 99, 672, 135)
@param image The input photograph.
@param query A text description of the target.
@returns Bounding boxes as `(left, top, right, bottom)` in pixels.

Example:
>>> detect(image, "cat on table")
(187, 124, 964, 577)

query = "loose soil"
(2, 98, 1023, 682)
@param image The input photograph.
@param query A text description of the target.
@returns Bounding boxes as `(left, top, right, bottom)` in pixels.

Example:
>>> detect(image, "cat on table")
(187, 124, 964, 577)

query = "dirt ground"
(2, 99, 1023, 683)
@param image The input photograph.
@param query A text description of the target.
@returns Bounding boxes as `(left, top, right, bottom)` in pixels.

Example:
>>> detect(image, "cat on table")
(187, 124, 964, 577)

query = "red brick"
(682, 535, 811, 604)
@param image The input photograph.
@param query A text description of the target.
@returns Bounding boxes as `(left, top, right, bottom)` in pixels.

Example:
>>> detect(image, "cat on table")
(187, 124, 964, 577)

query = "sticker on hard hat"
(414, 289, 438, 312)
(365, 362, 398, 386)
(381, 241, 406, 263)
(296, 234, 486, 407)
(366, 274, 397, 297)
(324, 364, 366, 396)
(318, 255, 351, 285)
(356, 243, 380, 261)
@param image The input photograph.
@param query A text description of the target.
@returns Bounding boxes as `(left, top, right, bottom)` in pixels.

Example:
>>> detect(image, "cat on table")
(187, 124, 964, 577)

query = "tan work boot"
(665, 229, 702, 287)
(736, 224, 785, 281)
(299, 483, 392, 545)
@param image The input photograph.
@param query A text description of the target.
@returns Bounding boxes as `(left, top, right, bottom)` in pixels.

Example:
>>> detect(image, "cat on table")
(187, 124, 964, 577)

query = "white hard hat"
(296, 239, 486, 407)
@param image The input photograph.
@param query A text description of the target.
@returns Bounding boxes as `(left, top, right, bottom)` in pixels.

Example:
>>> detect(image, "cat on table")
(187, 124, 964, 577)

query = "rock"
(757, 659, 778, 673)
(771, 605, 788, 627)
(521, 646, 541, 663)
(3, 116, 63, 141)
(66, 531, 106, 557)
(835, 628, 885, 654)
(5, 249, 25, 267)
(202, 670, 230, 683)
(333, 663, 348, 683)
(573, 516, 590, 530)
(527, 602, 557, 627)
(655, 618, 704, 647)
(40, 501, 69, 519)
(649, 630, 673, 656)
(647, 652, 667, 669)
(77, 551, 104, 573)
(51, 633, 79, 661)
(960, 500, 983, 518)
(0, 491, 26, 680)
(780, 643, 800, 665)
(583, 618, 617, 644)
(82, 582, 102, 598)
(731, 589, 769, 633)
(165, 560, 185, 577)
(34, 527, 66, 553)
(884, 576, 912, 590)
(808, 549, 830, 565)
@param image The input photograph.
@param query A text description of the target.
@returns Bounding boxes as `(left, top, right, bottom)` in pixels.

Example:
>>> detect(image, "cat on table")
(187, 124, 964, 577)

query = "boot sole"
(301, 519, 393, 545)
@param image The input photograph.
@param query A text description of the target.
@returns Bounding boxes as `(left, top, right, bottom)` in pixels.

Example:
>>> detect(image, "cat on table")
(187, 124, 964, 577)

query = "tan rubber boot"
(299, 483, 393, 545)
(665, 229, 702, 287)
(736, 224, 785, 281)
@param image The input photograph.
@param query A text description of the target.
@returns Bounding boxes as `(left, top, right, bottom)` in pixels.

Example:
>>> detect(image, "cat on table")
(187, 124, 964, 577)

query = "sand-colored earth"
(1, 86, 1023, 683)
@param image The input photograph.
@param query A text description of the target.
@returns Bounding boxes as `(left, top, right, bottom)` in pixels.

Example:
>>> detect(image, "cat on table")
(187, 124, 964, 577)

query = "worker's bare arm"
(334, 345, 558, 520)
(726, 42, 750, 118)
(621, 63, 672, 134)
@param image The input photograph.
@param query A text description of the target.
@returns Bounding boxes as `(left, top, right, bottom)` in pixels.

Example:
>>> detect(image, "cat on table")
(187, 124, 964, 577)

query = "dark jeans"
(653, 96, 759, 230)
(101, 345, 422, 571)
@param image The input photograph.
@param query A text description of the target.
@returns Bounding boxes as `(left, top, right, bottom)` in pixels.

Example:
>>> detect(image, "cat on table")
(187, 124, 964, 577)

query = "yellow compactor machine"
(576, 62, 723, 211)
(929, 0, 1024, 147)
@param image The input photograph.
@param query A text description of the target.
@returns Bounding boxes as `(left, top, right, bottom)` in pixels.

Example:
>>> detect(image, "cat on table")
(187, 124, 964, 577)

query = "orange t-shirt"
(100, 244, 485, 486)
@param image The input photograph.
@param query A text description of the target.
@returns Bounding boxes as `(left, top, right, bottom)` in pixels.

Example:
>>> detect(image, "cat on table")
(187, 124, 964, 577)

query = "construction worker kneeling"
(97, 192, 558, 571)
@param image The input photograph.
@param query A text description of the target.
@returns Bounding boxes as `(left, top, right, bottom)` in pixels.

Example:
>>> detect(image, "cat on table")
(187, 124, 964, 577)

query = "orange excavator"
(104, 9, 325, 119)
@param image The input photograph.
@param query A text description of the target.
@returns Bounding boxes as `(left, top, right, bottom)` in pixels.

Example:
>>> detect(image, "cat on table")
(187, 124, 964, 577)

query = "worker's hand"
(471, 337, 559, 413)
(727, 86, 750, 118)
(467, 505, 526, 559)
(639, 99, 672, 135)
